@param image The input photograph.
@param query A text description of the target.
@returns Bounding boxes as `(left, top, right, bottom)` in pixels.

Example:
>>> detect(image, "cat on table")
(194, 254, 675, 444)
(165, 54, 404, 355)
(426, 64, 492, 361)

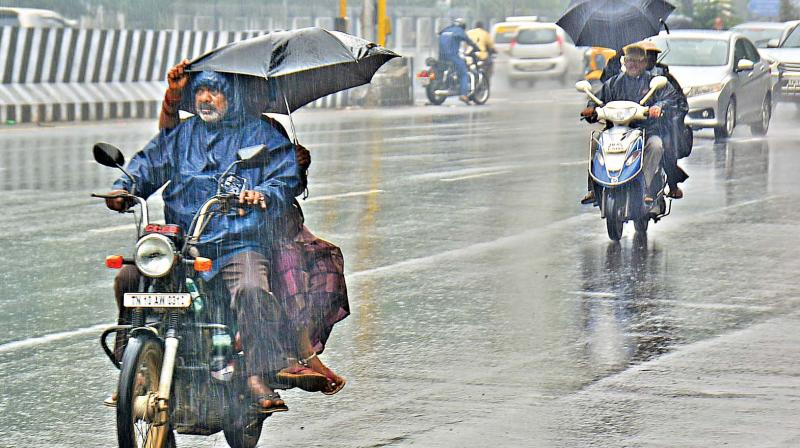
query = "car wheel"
(750, 95, 770, 136)
(714, 97, 736, 142)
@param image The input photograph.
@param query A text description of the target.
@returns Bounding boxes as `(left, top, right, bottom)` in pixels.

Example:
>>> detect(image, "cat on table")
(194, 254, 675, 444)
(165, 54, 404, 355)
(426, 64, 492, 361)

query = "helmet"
(452, 18, 466, 29)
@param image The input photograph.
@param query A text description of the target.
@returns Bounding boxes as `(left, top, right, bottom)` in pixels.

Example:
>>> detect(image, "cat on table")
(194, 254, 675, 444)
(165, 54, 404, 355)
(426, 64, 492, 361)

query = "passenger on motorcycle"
(159, 60, 348, 396)
(438, 18, 479, 103)
(580, 44, 676, 205)
(105, 70, 304, 415)
(467, 21, 496, 79)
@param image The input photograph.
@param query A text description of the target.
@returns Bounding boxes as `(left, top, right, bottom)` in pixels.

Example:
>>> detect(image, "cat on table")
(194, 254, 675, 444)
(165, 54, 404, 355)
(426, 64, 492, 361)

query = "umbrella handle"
(660, 18, 670, 34)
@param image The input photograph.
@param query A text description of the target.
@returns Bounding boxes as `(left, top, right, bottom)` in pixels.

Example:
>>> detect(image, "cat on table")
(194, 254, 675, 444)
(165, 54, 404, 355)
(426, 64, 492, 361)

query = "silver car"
(650, 31, 773, 142)
(760, 23, 800, 107)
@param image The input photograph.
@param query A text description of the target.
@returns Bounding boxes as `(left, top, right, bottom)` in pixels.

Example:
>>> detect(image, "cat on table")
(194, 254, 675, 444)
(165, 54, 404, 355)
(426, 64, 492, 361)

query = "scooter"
(416, 51, 490, 105)
(576, 76, 672, 241)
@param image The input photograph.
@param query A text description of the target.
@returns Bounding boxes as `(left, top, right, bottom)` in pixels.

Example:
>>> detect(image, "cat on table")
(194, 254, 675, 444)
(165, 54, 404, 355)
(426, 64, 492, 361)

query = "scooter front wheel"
(604, 193, 624, 241)
(117, 335, 176, 448)
(633, 217, 649, 233)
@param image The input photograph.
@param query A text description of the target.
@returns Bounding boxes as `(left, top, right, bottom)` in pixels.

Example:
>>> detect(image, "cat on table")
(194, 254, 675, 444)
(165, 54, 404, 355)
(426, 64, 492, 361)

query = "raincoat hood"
(184, 71, 258, 124)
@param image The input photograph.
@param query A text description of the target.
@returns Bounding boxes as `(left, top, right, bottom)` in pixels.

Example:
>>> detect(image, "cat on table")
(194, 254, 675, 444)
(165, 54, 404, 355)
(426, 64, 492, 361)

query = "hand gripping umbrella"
(556, 0, 675, 51)
(182, 27, 399, 116)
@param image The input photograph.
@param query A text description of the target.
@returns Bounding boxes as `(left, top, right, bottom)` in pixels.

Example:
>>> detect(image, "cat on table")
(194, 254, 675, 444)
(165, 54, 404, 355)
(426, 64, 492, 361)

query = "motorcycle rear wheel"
(117, 335, 176, 448)
(425, 83, 446, 105)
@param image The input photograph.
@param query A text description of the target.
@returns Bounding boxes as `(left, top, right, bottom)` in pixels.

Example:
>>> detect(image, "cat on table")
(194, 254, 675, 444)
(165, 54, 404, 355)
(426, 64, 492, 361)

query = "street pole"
(335, 0, 348, 32)
(377, 0, 387, 47)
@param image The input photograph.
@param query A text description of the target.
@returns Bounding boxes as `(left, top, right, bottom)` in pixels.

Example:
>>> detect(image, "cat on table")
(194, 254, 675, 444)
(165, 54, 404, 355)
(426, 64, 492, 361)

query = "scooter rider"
(580, 43, 675, 204)
(438, 18, 479, 103)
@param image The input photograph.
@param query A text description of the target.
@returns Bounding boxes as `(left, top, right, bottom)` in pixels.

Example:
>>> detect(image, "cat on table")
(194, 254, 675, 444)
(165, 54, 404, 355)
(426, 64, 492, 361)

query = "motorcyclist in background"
(580, 44, 676, 205)
(438, 18, 479, 103)
(467, 21, 497, 80)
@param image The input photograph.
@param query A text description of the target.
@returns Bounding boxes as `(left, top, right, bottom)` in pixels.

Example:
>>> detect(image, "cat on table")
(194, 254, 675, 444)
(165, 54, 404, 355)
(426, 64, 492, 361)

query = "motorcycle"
(575, 76, 672, 241)
(93, 142, 281, 448)
(416, 51, 490, 105)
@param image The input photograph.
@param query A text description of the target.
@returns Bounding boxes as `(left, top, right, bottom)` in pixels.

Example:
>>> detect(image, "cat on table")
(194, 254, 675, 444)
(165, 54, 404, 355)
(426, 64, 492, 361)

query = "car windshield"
(733, 27, 782, 48)
(651, 37, 729, 66)
(493, 25, 518, 44)
(515, 28, 557, 45)
(783, 27, 800, 48)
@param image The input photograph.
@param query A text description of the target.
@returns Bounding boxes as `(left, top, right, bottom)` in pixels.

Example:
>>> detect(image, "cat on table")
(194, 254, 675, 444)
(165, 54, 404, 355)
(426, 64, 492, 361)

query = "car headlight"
(135, 233, 176, 277)
(687, 83, 724, 97)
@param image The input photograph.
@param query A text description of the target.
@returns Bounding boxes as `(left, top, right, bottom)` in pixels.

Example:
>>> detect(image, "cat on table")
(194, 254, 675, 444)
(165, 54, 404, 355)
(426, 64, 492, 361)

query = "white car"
(0, 7, 76, 28)
(650, 31, 773, 141)
(490, 18, 540, 56)
(731, 21, 799, 49)
(759, 23, 800, 107)
(506, 23, 583, 86)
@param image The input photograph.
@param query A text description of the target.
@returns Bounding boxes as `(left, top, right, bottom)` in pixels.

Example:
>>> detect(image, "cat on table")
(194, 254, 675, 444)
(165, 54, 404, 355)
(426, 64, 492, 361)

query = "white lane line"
(0, 323, 110, 354)
(560, 160, 587, 167)
(304, 189, 384, 203)
(440, 170, 512, 182)
(89, 223, 137, 233)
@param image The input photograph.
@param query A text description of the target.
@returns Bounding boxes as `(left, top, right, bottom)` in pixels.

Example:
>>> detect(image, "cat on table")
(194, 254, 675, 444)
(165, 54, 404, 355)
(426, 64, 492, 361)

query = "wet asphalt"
(1, 75, 799, 447)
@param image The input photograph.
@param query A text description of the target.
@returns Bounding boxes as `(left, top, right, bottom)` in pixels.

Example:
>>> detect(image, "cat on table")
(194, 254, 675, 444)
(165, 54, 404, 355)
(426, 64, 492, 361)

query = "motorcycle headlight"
(687, 82, 724, 97)
(135, 233, 176, 278)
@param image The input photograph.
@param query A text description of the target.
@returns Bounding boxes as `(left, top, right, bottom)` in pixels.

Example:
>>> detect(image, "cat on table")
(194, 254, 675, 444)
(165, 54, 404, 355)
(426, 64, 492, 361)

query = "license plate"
(124, 293, 191, 308)
(786, 78, 800, 88)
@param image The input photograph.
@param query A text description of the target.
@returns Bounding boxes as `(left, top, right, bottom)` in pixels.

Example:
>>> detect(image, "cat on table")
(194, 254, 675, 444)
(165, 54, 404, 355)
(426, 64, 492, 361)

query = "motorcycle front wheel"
(471, 73, 490, 105)
(117, 335, 176, 448)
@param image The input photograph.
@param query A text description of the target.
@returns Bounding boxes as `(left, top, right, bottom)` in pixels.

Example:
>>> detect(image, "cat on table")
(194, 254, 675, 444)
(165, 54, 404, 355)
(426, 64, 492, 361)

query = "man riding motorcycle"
(157, 60, 348, 396)
(467, 21, 496, 80)
(580, 43, 676, 205)
(438, 18, 479, 103)
(105, 70, 304, 415)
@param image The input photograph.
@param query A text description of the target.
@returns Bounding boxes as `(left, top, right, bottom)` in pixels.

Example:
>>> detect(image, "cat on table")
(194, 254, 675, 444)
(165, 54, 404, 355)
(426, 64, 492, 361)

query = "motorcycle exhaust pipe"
(434, 90, 455, 96)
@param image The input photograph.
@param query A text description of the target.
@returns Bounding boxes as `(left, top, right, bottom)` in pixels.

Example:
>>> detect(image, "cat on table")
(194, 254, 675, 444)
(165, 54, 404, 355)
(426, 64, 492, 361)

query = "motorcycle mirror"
(575, 80, 592, 93)
(649, 76, 668, 90)
(93, 142, 125, 168)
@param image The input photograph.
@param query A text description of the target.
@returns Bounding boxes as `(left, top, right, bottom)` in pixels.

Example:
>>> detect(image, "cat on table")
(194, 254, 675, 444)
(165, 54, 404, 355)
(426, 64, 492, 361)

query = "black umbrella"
(182, 27, 399, 114)
(556, 0, 675, 51)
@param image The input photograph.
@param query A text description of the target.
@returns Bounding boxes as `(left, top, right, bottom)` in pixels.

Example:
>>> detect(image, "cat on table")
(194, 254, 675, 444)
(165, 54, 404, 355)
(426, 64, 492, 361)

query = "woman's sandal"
(321, 374, 346, 395)
(250, 392, 289, 415)
(276, 364, 329, 392)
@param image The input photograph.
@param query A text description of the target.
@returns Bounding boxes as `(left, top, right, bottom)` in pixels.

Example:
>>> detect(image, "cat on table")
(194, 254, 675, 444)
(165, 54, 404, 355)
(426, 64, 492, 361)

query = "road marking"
(0, 323, 109, 354)
(560, 160, 587, 166)
(439, 170, 512, 182)
(304, 189, 384, 203)
(88, 223, 137, 233)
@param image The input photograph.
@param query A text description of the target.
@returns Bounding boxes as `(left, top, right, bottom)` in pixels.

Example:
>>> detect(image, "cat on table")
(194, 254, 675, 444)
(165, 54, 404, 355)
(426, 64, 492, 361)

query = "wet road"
(1, 83, 799, 447)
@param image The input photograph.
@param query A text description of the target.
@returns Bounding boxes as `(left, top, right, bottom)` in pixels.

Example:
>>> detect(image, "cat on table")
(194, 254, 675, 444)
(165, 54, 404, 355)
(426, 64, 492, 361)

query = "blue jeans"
(445, 55, 470, 96)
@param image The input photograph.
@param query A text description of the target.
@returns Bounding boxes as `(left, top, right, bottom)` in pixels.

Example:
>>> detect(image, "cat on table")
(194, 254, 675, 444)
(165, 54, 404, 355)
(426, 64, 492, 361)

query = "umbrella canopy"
(182, 27, 399, 114)
(556, 0, 675, 51)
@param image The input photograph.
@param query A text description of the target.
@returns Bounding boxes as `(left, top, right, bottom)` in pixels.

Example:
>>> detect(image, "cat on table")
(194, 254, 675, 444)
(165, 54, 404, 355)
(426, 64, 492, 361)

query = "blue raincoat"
(590, 71, 677, 137)
(113, 72, 303, 277)
(438, 25, 477, 96)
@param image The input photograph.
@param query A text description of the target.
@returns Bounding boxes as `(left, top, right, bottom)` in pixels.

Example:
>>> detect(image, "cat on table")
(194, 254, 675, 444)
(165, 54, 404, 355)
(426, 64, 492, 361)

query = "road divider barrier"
(0, 26, 412, 124)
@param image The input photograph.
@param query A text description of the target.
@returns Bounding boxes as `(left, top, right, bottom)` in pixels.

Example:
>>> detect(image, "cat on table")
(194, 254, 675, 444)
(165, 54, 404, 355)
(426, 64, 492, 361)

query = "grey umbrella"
(182, 27, 399, 114)
(556, 0, 675, 51)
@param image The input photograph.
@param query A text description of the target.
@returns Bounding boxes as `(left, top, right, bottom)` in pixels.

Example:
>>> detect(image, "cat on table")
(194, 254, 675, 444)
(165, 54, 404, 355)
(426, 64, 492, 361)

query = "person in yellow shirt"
(467, 21, 496, 78)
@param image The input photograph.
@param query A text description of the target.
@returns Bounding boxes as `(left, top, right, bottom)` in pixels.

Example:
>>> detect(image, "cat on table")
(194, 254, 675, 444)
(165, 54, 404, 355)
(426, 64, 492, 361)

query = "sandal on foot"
(322, 374, 346, 396)
(250, 392, 288, 415)
(276, 366, 328, 392)
(102, 393, 118, 408)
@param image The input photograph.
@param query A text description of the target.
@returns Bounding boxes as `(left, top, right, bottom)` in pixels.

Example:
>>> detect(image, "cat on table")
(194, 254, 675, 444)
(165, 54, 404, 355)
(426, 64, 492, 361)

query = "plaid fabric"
(272, 226, 350, 354)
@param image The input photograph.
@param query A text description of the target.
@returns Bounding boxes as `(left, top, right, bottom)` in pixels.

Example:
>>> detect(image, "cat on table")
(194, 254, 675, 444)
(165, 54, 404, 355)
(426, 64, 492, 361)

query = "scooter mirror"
(650, 76, 668, 90)
(575, 80, 592, 93)
(93, 142, 125, 168)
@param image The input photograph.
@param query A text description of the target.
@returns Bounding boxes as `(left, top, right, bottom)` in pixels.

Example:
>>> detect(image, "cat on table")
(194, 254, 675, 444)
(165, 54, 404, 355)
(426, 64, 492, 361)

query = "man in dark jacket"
(105, 70, 303, 415)
(438, 18, 478, 103)
(580, 44, 675, 204)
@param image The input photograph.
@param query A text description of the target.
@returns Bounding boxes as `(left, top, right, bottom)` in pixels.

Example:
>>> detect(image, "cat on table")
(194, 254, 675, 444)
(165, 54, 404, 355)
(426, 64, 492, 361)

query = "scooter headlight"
(625, 150, 642, 166)
(606, 107, 637, 123)
(135, 233, 176, 278)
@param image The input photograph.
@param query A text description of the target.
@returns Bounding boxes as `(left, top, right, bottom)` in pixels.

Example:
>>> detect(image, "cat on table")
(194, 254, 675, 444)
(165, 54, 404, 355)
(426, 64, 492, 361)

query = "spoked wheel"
(117, 335, 175, 448)
(633, 217, 649, 233)
(470, 73, 490, 105)
(425, 83, 446, 105)
(604, 193, 624, 241)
